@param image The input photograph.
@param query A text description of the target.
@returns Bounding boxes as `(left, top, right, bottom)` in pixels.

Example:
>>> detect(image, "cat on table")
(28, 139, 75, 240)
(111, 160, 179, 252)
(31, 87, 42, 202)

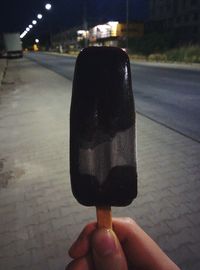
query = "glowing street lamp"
(20, 31, 27, 39)
(45, 3, 52, 10)
(29, 24, 33, 28)
(35, 39, 39, 43)
(32, 20, 37, 25)
(26, 27, 30, 31)
(44, 3, 52, 49)
(37, 14, 43, 19)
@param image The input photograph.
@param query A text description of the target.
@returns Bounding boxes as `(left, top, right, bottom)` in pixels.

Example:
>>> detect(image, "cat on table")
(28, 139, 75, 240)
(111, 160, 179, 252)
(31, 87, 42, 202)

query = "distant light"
(29, 24, 33, 28)
(107, 21, 118, 37)
(35, 39, 39, 43)
(107, 21, 119, 26)
(20, 31, 28, 39)
(37, 14, 43, 19)
(32, 20, 37, 25)
(26, 27, 30, 31)
(77, 30, 86, 35)
(77, 30, 89, 39)
(45, 3, 52, 10)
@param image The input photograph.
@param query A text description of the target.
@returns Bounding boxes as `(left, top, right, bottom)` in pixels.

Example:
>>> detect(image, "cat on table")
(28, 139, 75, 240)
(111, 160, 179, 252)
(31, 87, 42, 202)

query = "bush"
(127, 32, 200, 63)
(129, 54, 147, 61)
(148, 53, 167, 62)
(128, 32, 176, 55)
(166, 45, 200, 63)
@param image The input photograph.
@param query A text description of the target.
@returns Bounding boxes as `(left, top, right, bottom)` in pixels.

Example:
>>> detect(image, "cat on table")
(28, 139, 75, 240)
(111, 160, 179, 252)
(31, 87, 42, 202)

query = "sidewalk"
(0, 58, 200, 270)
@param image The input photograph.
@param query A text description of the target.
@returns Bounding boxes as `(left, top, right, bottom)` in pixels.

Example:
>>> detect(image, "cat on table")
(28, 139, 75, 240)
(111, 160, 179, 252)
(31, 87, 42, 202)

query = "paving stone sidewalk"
(0, 58, 200, 270)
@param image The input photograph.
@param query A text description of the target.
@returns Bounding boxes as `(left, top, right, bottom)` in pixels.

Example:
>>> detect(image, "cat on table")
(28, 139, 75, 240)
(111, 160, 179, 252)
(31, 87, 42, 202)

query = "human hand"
(66, 218, 180, 270)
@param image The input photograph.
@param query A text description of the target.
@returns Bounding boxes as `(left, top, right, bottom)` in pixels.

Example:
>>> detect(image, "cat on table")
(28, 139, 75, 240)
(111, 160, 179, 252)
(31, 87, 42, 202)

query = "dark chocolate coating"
(70, 47, 137, 206)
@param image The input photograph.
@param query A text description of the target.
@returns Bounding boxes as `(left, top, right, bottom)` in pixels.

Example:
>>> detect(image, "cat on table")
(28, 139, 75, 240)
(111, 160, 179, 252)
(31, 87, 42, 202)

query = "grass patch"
(127, 33, 200, 63)
(129, 45, 200, 64)
(165, 45, 200, 63)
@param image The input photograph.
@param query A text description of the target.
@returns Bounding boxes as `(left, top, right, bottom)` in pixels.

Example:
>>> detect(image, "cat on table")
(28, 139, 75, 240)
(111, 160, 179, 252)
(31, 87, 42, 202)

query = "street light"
(45, 3, 52, 10)
(20, 3, 52, 43)
(44, 3, 52, 49)
(20, 31, 27, 39)
(35, 39, 39, 43)
(37, 14, 43, 19)
(83, 0, 88, 47)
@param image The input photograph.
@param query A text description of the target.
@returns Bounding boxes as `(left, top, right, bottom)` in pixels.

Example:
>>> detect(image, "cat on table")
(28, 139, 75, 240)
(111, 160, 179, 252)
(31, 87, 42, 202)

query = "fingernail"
(92, 229, 118, 257)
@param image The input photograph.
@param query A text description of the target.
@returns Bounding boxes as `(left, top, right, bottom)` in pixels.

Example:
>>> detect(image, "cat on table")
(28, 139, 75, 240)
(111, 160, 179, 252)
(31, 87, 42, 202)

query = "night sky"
(0, 0, 148, 34)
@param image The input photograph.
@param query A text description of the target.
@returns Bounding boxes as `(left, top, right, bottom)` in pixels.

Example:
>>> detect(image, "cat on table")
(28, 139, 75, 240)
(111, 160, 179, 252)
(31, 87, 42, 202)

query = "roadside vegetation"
(127, 33, 200, 64)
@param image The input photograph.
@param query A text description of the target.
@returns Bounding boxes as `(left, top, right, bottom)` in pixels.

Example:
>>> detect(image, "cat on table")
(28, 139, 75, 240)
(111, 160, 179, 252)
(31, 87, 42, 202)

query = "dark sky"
(0, 0, 148, 34)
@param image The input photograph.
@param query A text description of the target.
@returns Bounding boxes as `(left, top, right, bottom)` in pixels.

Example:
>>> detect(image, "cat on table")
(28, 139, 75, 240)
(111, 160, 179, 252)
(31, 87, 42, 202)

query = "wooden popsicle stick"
(96, 206, 112, 229)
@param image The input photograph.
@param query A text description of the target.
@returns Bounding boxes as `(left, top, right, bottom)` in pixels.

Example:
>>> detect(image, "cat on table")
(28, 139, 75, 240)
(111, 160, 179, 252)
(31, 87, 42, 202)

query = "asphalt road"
(26, 52, 200, 142)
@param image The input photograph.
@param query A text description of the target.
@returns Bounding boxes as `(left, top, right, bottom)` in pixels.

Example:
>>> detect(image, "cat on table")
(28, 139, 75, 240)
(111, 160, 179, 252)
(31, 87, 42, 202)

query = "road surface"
(26, 52, 200, 142)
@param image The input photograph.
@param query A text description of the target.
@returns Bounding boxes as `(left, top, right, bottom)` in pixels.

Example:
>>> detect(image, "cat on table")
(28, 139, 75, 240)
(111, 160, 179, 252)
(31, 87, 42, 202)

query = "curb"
(132, 59, 200, 71)
(0, 59, 7, 87)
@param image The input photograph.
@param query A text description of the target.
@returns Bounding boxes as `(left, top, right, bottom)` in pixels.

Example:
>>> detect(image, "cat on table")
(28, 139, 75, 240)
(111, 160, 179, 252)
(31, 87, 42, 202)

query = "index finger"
(69, 222, 97, 259)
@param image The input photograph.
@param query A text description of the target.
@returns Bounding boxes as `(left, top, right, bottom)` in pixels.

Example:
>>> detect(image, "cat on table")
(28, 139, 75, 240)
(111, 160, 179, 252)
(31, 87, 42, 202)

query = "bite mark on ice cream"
(79, 126, 135, 185)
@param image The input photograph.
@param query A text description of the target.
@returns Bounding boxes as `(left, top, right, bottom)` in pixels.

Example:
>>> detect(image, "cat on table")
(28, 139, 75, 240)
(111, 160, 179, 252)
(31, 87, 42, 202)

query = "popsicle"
(70, 47, 137, 227)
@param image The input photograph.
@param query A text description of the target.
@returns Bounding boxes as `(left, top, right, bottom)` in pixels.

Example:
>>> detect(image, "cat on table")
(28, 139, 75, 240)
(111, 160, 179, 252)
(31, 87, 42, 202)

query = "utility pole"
(126, 0, 129, 52)
(83, 0, 88, 47)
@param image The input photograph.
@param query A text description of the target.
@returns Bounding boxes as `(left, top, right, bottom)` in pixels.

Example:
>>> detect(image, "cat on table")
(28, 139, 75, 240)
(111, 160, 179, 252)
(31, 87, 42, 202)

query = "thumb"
(91, 229, 128, 270)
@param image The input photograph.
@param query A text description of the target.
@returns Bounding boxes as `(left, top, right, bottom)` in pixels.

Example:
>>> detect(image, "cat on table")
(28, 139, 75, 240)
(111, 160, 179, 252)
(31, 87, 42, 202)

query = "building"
(148, 0, 200, 42)
(88, 21, 144, 47)
(51, 21, 144, 52)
